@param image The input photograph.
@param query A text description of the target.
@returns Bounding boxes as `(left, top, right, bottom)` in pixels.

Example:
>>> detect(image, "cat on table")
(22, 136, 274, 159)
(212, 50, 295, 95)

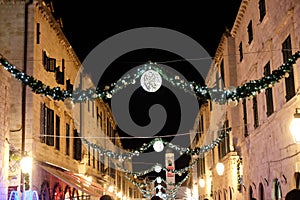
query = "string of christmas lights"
(1, 51, 299, 104)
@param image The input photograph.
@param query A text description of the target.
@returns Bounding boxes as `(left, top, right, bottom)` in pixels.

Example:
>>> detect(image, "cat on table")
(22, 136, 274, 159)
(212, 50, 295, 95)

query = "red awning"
(39, 164, 105, 197)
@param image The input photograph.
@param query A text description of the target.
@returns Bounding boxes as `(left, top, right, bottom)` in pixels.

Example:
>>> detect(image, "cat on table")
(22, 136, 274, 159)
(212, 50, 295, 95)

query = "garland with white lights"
(81, 127, 231, 162)
(1, 51, 299, 199)
(1, 51, 299, 104)
(124, 171, 190, 199)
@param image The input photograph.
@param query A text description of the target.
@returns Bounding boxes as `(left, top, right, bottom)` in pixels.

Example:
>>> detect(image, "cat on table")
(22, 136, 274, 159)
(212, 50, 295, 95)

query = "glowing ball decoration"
(154, 164, 162, 173)
(140, 69, 162, 92)
(153, 139, 164, 152)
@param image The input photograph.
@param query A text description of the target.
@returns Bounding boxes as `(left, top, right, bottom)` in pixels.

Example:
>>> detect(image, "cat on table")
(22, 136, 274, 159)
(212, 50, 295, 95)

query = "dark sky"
(52, 1, 241, 172)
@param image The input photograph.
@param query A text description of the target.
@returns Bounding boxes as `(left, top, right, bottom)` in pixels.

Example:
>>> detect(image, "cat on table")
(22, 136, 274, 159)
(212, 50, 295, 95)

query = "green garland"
(1, 51, 299, 104)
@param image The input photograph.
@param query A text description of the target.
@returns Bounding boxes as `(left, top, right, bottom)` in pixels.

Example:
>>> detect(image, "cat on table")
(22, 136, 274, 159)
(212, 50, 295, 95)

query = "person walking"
(100, 194, 113, 200)
(285, 189, 300, 200)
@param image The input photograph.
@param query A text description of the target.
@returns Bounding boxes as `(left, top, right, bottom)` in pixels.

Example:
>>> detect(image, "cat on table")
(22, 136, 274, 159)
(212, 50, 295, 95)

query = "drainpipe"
(20, 0, 33, 194)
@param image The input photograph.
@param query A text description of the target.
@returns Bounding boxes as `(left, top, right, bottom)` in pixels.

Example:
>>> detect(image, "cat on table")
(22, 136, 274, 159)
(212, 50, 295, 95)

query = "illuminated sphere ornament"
(154, 164, 162, 173)
(140, 69, 162, 92)
(64, 98, 74, 110)
(153, 139, 164, 152)
(156, 177, 162, 183)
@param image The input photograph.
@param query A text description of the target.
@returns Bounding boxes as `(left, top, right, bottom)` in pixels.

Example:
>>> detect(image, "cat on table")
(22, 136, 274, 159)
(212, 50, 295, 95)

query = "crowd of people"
(99, 189, 300, 200)
(99, 194, 163, 200)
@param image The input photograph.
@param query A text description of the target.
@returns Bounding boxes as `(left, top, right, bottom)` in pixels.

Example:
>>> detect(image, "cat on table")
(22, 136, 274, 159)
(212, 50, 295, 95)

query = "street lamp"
(290, 108, 300, 143)
(199, 177, 205, 188)
(20, 155, 32, 174)
(216, 162, 225, 176)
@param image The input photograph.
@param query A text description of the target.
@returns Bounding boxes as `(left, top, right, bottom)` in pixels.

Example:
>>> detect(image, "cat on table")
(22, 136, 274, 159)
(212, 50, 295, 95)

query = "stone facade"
(0, 1, 137, 200)
(191, 0, 300, 199)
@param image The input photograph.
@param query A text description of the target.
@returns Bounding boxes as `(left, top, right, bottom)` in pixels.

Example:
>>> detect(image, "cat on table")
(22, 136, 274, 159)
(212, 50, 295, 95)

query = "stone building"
(0, 1, 139, 199)
(190, 0, 300, 199)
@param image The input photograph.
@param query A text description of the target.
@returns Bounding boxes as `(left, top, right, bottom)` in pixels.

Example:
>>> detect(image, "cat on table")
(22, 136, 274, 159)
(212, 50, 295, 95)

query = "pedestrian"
(286, 189, 300, 200)
(100, 194, 113, 200)
(151, 195, 162, 200)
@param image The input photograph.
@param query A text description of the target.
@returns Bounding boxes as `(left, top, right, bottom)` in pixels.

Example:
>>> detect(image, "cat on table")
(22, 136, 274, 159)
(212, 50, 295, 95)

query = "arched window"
(249, 186, 254, 200)
(294, 172, 300, 189)
(53, 183, 63, 200)
(72, 188, 79, 200)
(259, 183, 264, 200)
(64, 185, 72, 200)
(229, 187, 233, 200)
(40, 181, 50, 200)
(272, 178, 282, 200)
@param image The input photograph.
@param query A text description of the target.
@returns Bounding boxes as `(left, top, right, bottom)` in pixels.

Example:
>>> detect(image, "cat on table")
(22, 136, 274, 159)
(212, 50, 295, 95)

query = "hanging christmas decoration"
(140, 68, 162, 92)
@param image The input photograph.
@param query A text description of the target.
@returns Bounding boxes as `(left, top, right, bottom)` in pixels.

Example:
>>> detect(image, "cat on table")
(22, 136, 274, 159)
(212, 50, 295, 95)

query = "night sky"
(51, 0, 242, 172)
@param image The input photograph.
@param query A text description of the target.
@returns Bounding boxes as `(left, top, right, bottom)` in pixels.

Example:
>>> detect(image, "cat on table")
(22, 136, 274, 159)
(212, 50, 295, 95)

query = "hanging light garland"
(1, 51, 299, 199)
(1, 51, 299, 104)
(124, 171, 190, 199)
(81, 127, 231, 161)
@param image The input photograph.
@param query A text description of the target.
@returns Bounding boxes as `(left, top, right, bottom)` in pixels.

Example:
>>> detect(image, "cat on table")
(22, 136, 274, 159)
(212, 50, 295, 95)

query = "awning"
(39, 164, 105, 197)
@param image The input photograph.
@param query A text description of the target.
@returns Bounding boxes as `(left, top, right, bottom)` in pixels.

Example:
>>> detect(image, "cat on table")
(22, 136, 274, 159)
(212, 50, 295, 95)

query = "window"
(242, 99, 248, 136)
(100, 154, 105, 173)
(259, 183, 265, 200)
(73, 129, 81, 161)
(66, 79, 73, 93)
(264, 62, 274, 116)
(273, 179, 282, 200)
(259, 0, 266, 22)
(239, 42, 243, 62)
(253, 96, 259, 129)
(88, 145, 91, 166)
(92, 148, 95, 168)
(96, 151, 100, 171)
(97, 107, 100, 128)
(46, 107, 54, 146)
(220, 59, 225, 88)
(42, 51, 56, 72)
(55, 66, 64, 85)
(36, 23, 40, 44)
(65, 123, 70, 156)
(55, 115, 60, 150)
(218, 120, 230, 158)
(249, 186, 254, 200)
(295, 172, 300, 189)
(282, 35, 295, 101)
(248, 20, 253, 44)
(40, 103, 54, 146)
